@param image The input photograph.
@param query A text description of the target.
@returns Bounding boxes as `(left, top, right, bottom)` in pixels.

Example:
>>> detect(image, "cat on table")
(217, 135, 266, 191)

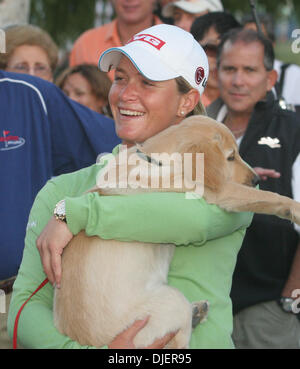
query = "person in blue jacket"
(0, 70, 120, 348)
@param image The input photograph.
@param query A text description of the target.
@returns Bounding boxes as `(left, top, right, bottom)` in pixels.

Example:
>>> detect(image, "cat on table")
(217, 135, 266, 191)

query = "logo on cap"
(127, 34, 166, 50)
(195, 67, 205, 85)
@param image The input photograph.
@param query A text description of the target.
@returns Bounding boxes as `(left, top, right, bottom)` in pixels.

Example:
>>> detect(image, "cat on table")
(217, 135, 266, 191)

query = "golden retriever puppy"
(54, 115, 300, 348)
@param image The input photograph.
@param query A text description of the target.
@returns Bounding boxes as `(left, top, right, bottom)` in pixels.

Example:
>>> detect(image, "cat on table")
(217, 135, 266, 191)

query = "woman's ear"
(177, 89, 200, 117)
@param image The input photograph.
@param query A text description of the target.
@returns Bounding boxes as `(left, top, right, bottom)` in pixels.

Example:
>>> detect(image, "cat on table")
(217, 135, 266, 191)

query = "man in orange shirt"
(70, 0, 162, 80)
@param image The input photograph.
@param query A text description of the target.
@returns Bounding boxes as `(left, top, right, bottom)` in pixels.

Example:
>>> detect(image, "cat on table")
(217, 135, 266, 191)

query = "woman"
(56, 64, 112, 116)
(8, 25, 252, 349)
(0, 24, 58, 82)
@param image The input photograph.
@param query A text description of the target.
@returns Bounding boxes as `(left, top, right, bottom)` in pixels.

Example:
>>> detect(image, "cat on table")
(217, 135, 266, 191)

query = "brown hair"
(56, 64, 113, 117)
(0, 24, 58, 71)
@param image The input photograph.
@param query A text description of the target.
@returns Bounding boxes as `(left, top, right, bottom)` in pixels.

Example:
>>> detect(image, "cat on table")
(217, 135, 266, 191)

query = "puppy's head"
(156, 115, 259, 192)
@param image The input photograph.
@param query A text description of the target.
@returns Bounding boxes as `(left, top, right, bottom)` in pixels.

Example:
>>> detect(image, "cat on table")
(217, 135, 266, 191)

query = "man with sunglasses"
(190, 11, 240, 106)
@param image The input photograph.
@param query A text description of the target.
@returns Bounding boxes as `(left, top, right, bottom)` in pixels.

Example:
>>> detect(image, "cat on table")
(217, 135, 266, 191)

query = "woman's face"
(62, 72, 106, 113)
(6, 44, 53, 81)
(109, 56, 187, 146)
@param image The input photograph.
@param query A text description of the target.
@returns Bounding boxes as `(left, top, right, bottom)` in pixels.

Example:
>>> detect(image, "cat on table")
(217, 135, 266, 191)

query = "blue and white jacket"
(0, 71, 120, 280)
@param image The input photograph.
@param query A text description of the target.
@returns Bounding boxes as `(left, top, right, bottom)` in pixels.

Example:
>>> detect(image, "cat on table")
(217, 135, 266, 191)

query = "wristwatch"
(277, 297, 295, 313)
(54, 199, 67, 223)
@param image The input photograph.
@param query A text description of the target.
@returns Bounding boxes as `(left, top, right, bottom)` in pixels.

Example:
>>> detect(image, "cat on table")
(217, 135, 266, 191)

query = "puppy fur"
(54, 115, 300, 348)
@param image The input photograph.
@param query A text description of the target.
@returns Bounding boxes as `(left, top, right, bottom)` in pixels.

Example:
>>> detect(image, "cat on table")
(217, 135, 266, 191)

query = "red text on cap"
(128, 34, 166, 50)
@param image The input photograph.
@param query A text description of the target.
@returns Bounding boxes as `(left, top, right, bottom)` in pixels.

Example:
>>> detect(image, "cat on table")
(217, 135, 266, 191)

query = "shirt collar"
(104, 16, 162, 45)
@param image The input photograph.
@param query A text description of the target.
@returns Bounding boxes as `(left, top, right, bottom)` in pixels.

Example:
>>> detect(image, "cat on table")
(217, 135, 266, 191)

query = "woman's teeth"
(120, 109, 144, 116)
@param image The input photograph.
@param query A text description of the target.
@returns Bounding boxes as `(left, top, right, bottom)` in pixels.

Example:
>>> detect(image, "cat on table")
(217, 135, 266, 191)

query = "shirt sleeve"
(7, 188, 104, 349)
(65, 191, 253, 246)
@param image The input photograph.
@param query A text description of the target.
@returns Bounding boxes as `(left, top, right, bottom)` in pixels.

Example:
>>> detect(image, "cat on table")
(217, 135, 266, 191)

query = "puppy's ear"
(184, 138, 225, 192)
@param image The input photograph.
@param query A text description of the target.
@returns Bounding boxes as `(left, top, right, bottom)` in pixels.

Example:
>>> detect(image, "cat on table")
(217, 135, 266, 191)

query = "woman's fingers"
(36, 216, 73, 286)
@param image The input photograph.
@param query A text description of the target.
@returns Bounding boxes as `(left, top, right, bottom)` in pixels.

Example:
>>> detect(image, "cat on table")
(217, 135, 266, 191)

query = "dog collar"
(136, 148, 162, 167)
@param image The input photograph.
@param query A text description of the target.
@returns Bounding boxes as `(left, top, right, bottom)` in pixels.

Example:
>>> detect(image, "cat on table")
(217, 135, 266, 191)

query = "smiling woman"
(100, 24, 208, 146)
(109, 59, 193, 145)
(8, 24, 254, 350)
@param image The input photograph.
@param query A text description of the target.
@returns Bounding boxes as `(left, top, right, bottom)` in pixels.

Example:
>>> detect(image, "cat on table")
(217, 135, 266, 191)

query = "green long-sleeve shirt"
(8, 151, 253, 349)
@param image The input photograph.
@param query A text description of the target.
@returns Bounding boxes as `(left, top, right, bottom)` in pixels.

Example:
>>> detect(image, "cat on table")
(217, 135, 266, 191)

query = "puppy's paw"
(191, 300, 209, 328)
(291, 202, 300, 226)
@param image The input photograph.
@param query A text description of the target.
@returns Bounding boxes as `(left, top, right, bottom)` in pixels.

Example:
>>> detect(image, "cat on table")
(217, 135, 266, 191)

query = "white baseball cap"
(99, 24, 209, 96)
(162, 0, 223, 17)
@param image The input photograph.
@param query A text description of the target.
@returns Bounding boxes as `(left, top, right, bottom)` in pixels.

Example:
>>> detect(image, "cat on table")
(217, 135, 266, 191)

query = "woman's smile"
(109, 56, 185, 146)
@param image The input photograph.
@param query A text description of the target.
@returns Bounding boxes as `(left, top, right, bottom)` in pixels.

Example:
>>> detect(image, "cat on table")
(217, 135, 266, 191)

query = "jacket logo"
(127, 34, 166, 50)
(258, 136, 281, 148)
(0, 130, 25, 151)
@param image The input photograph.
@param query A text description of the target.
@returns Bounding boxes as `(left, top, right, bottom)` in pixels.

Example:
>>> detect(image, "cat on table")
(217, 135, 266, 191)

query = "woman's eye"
(142, 79, 153, 86)
(227, 155, 235, 161)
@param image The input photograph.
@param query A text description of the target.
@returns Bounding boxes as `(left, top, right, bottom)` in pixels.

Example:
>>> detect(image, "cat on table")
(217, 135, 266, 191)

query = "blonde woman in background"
(0, 24, 58, 82)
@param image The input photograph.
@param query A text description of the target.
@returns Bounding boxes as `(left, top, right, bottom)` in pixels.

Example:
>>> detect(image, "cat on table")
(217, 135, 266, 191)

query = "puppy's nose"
(252, 174, 261, 187)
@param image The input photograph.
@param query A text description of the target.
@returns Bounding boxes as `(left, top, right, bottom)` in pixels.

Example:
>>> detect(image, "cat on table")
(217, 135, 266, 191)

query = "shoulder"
(276, 106, 300, 129)
(0, 71, 53, 114)
(73, 22, 113, 45)
(206, 98, 224, 120)
(40, 164, 101, 202)
(45, 147, 120, 198)
(284, 63, 300, 76)
(273, 108, 300, 154)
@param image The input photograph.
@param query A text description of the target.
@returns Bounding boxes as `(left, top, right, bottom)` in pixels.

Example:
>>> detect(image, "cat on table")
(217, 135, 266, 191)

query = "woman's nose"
(119, 81, 138, 101)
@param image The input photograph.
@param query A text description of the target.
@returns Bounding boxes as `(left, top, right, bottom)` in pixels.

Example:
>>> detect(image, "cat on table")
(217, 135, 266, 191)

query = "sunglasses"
(201, 43, 218, 58)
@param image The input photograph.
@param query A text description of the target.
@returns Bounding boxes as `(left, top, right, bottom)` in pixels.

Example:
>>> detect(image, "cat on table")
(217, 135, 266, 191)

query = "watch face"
(280, 298, 294, 313)
(54, 200, 66, 222)
(56, 200, 65, 216)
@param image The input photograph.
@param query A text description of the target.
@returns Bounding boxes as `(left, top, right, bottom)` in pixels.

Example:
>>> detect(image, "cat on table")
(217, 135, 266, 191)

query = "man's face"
(218, 40, 276, 115)
(112, 0, 156, 24)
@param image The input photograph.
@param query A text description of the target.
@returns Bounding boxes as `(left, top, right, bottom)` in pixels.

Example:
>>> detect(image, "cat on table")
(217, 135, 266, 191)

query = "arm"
(7, 193, 96, 349)
(38, 187, 253, 286)
(8, 188, 174, 349)
(65, 191, 253, 244)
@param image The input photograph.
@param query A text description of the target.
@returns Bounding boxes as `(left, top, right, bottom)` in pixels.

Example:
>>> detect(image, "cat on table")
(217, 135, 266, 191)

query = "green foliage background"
(30, 0, 97, 47)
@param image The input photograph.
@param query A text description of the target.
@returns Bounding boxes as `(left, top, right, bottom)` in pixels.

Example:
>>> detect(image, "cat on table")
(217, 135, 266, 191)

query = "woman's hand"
(253, 167, 281, 181)
(108, 317, 178, 349)
(36, 216, 73, 287)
